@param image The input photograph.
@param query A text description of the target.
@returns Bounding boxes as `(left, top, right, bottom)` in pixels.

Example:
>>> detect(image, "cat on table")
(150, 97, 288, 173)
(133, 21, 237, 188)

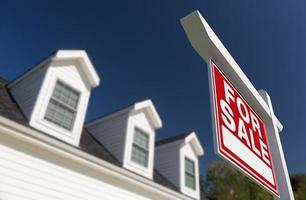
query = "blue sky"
(0, 0, 305, 176)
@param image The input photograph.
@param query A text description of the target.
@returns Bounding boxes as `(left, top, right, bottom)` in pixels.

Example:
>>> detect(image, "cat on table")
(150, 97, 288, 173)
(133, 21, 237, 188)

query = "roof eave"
(53, 50, 100, 88)
(133, 99, 162, 129)
(185, 132, 204, 156)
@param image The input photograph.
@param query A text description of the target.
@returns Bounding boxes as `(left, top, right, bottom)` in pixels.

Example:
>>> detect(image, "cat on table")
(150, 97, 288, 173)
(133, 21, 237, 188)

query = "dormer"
(8, 50, 100, 146)
(86, 100, 162, 179)
(155, 132, 204, 200)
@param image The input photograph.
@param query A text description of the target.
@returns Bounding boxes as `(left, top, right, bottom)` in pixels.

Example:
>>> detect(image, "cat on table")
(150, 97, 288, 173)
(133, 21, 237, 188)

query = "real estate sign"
(210, 60, 279, 196)
(181, 10, 295, 200)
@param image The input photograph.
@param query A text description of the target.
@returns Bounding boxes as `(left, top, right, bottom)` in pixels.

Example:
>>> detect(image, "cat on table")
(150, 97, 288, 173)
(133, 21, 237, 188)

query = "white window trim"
(130, 127, 150, 167)
(43, 79, 81, 132)
(29, 66, 90, 146)
(123, 116, 155, 179)
(184, 157, 196, 190)
(180, 144, 200, 200)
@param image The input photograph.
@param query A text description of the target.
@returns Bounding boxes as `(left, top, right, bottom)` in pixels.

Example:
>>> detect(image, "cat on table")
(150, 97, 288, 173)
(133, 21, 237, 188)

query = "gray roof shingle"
(0, 78, 179, 193)
(156, 131, 193, 146)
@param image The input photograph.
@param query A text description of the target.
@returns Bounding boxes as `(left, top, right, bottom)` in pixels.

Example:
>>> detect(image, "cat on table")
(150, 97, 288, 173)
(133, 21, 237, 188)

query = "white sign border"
(209, 59, 279, 197)
(181, 10, 295, 199)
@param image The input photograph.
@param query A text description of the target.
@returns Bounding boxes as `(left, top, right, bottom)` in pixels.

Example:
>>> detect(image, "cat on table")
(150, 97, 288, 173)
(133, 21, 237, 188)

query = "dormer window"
(86, 100, 161, 179)
(8, 50, 100, 146)
(185, 157, 196, 190)
(131, 128, 149, 167)
(44, 80, 80, 131)
(155, 132, 203, 199)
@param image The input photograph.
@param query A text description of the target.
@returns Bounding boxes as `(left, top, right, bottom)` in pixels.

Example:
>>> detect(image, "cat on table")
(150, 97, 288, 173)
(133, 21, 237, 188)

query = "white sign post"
(180, 10, 294, 199)
(259, 90, 295, 199)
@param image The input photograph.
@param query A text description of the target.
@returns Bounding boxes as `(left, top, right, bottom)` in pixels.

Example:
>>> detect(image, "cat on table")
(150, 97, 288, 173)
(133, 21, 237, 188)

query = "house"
(0, 50, 204, 200)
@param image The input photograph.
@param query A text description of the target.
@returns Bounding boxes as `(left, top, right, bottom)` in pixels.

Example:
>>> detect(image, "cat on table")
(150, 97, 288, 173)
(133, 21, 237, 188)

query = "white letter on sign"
(237, 97, 250, 124)
(238, 118, 251, 147)
(260, 140, 271, 166)
(220, 99, 236, 132)
(224, 81, 235, 104)
(250, 112, 262, 138)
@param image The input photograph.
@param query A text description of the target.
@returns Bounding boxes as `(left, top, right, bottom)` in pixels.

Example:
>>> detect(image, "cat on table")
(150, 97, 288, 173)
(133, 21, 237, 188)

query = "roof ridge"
(155, 131, 193, 146)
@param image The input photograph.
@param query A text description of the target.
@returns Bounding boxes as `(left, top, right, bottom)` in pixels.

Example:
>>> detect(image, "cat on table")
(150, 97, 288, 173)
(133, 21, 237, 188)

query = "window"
(185, 157, 196, 190)
(44, 80, 80, 131)
(131, 128, 149, 167)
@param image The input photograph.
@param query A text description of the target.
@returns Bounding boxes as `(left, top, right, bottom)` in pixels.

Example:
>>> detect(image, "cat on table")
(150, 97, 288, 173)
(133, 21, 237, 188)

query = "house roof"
(0, 78, 178, 193)
(156, 131, 204, 156)
(86, 99, 162, 129)
(8, 50, 100, 88)
(156, 131, 192, 146)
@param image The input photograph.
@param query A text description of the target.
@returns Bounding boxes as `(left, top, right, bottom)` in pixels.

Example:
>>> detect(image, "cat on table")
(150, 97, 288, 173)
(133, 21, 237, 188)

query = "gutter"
(0, 116, 193, 200)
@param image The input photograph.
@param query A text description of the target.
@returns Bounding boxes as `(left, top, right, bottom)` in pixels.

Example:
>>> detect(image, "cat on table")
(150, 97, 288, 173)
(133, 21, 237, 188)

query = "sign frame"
(181, 10, 295, 199)
(208, 59, 279, 196)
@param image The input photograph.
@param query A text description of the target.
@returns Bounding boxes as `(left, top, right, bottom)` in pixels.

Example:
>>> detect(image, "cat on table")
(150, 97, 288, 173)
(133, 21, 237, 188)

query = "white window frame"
(184, 157, 196, 190)
(130, 128, 150, 167)
(123, 113, 155, 179)
(29, 65, 91, 146)
(44, 80, 80, 131)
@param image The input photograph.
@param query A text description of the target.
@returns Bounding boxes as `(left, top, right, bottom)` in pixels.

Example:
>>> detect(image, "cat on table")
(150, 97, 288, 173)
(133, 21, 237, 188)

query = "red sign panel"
(210, 60, 279, 196)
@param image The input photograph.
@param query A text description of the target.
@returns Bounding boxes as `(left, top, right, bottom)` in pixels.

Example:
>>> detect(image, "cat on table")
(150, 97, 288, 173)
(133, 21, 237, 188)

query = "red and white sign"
(210, 59, 279, 196)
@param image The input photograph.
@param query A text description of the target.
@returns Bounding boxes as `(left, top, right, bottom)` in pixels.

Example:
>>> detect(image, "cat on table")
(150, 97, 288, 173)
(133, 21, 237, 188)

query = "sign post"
(180, 10, 294, 199)
(258, 90, 295, 199)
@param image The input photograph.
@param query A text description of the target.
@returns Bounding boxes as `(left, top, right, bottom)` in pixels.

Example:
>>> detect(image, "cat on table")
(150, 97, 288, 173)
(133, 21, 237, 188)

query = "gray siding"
(154, 145, 180, 189)
(86, 114, 128, 163)
(9, 66, 47, 120)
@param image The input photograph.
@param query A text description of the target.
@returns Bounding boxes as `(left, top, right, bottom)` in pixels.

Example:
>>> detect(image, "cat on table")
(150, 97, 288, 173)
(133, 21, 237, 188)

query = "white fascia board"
(180, 11, 283, 132)
(0, 116, 193, 200)
(185, 132, 204, 156)
(156, 132, 204, 156)
(133, 99, 162, 129)
(53, 50, 100, 88)
(8, 50, 100, 89)
(86, 100, 162, 129)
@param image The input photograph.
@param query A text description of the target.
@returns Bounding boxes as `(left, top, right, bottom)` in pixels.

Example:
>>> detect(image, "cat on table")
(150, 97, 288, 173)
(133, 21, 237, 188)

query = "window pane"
(45, 99, 76, 130)
(131, 145, 148, 167)
(185, 158, 196, 190)
(134, 129, 149, 150)
(185, 174, 195, 189)
(51, 80, 79, 109)
(185, 159, 195, 174)
(44, 80, 80, 131)
(131, 129, 149, 167)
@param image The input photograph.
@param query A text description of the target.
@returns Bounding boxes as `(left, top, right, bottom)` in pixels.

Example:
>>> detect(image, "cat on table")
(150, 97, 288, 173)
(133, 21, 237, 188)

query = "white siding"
(9, 66, 48, 119)
(0, 127, 185, 200)
(154, 143, 181, 189)
(86, 113, 129, 162)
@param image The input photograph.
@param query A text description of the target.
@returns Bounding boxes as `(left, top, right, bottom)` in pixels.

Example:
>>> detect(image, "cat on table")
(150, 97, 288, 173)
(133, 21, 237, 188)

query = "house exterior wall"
(86, 113, 129, 163)
(155, 143, 181, 189)
(0, 145, 152, 200)
(0, 123, 190, 200)
(9, 65, 48, 120)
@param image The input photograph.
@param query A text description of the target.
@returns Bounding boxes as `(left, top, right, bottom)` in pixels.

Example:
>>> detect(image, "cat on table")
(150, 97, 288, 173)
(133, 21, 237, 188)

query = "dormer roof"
(156, 131, 204, 156)
(86, 99, 162, 129)
(8, 50, 100, 89)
